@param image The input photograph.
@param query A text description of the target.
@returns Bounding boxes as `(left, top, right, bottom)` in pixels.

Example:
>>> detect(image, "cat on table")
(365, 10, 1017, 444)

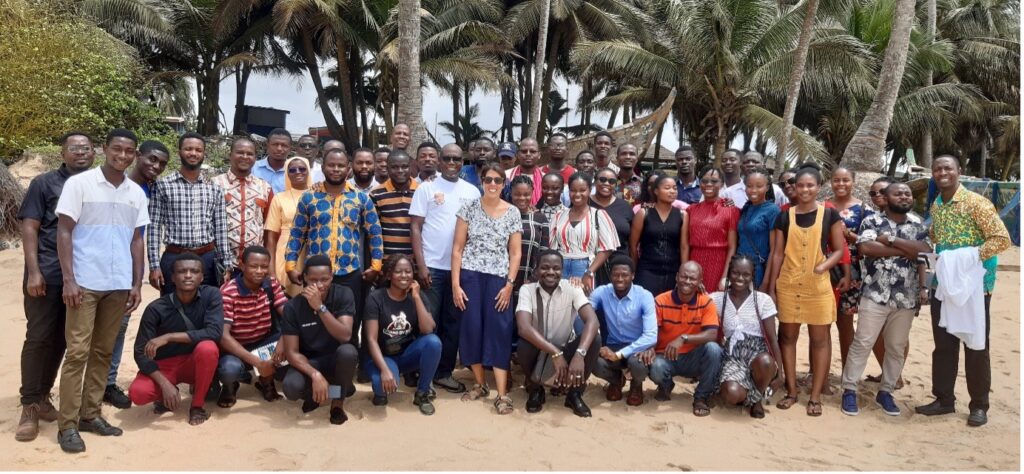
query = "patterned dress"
(835, 202, 872, 314)
(687, 199, 740, 292)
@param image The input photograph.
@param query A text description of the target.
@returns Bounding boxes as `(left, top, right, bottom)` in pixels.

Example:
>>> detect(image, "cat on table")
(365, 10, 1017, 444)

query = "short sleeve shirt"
(516, 280, 591, 347)
(280, 284, 356, 358)
(653, 291, 719, 354)
(708, 291, 776, 350)
(220, 275, 288, 345)
(408, 178, 481, 270)
(456, 199, 522, 278)
(18, 166, 73, 285)
(857, 212, 931, 309)
(363, 288, 432, 356)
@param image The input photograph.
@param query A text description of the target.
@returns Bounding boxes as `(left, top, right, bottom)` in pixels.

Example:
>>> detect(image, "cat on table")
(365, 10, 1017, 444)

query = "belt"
(165, 242, 216, 256)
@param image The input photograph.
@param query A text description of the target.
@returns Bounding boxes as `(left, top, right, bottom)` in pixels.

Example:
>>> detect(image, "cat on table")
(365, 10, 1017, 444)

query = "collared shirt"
(929, 184, 1010, 293)
(286, 182, 384, 275)
(676, 176, 702, 205)
(221, 275, 288, 345)
(857, 212, 931, 309)
(537, 201, 567, 223)
(135, 286, 224, 375)
(147, 171, 232, 269)
(414, 171, 439, 184)
(347, 177, 379, 194)
(211, 172, 273, 259)
(459, 164, 481, 187)
(18, 165, 74, 285)
(615, 173, 644, 207)
(55, 167, 149, 291)
(589, 283, 657, 358)
(517, 280, 591, 347)
(369, 179, 419, 257)
(654, 291, 721, 354)
(253, 157, 325, 194)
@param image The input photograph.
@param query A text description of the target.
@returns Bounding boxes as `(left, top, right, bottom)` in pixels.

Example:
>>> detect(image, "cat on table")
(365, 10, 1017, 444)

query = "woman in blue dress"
(736, 169, 780, 290)
(826, 166, 873, 370)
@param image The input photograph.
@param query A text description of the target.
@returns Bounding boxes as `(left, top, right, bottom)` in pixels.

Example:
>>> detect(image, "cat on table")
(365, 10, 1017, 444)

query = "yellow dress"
(265, 157, 309, 296)
(776, 206, 836, 325)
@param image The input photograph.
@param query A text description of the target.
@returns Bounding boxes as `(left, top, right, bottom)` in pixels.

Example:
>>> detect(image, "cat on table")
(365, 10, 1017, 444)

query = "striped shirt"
(220, 275, 288, 345)
(211, 172, 273, 259)
(549, 206, 620, 259)
(147, 171, 232, 269)
(369, 179, 418, 257)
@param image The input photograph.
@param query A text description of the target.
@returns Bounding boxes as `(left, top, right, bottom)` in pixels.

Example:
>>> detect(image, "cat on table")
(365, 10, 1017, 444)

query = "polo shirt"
(653, 291, 719, 354)
(369, 179, 419, 257)
(221, 275, 288, 345)
(589, 283, 657, 358)
(516, 280, 591, 347)
(18, 165, 74, 285)
(55, 167, 149, 291)
(408, 177, 480, 270)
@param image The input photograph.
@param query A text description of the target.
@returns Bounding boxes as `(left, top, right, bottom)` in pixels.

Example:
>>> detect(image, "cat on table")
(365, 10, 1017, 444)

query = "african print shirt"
(211, 172, 273, 259)
(857, 212, 930, 309)
(615, 173, 643, 207)
(285, 182, 384, 276)
(928, 185, 1011, 292)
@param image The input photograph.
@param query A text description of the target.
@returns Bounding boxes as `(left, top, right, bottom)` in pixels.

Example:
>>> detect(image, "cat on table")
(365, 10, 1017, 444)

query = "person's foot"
(38, 396, 58, 423)
(217, 381, 240, 408)
(188, 407, 210, 426)
(57, 428, 85, 453)
(103, 384, 132, 409)
(692, 398, 711, 417)
(564, 391, 592, 418)
(404, 372, 419, 388)
(301, 400, 319, 413)
(255, 379, 283, 402)
(914, 399, 955, 416)
(654, 386, 672, 402)
(875, 391, 900, 416)
(329, 401, 348, 425)
(967, 408, 988, 427)
(626, 382, 644, 406)
(15, 404, 40, 442)
(806, 400, 823, 417)
(526, 387, 546, 413)
(606, 374, 625, 402)
(413, 391, 435, 416)
(79, 417, 123, 436)
(153, 401, 171, 414)
(372, 394, 389, 406)
(749, 402, 765, 419)
(433, 375, 466, 394)
(841, 390, 859, 416)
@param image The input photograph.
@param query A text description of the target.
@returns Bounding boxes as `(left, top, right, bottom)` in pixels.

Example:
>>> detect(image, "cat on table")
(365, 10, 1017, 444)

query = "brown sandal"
(806, 400, 823, 417)
(776, 395, 798, 410)
(494, 395, 513, 415)
(461, 383, 490, 402)
(692, 399, 711, 417)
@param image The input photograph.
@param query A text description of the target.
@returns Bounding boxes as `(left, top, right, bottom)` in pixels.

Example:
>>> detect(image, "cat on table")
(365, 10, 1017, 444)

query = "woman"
(550, 172, 620, 292)
(767, 164, 847, 416)
(628, 173, 687, 296)
(363, 254, 441, 415)
(827, 166, 873, 370)
(686, 167, 739, 292)
(265, 156, 310, 296)
(712, 255, 784, 418)
(537, 172, 567, 222)
(588, 168, 633, 286)
(631, 170, 689, 214)
(452, 163, 522, 415)
(510, 176, 550, 302)
(737, 169, 781, 289)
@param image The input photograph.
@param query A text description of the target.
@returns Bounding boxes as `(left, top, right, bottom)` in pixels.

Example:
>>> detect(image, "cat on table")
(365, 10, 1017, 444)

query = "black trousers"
(516, 336, 601, 394)
(19, 284, 66, 405)
(282, 344, 358, 404)
(332, 271, 368, 373)
(930, 294, 991, 412)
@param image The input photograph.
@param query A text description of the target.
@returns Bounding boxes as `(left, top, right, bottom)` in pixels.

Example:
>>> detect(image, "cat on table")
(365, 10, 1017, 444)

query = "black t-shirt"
(18, 166, 73, 285)
(363, 288, 432, 356)
(281, 284, 356, 359)
(590, 197, 633, 254)
(773, 207, 842, 254)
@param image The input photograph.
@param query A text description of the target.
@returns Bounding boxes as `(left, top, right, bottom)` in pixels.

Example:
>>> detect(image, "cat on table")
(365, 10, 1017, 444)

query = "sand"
(0, 248, 1019, 471)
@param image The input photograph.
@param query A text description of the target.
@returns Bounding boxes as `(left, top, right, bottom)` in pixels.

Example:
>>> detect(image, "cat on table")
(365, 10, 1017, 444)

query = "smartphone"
(328, 384, 342, 399)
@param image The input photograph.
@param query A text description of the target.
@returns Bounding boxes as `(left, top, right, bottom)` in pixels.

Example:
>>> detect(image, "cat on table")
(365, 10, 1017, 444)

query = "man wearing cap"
(497, 141, 517, 171)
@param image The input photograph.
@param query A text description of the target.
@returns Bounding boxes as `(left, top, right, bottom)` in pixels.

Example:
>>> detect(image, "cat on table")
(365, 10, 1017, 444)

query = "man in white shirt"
(722, 151, 788, 208)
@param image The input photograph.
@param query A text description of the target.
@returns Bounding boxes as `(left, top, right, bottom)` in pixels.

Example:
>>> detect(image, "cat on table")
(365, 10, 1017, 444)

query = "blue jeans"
(562, 258, 589, 279)
(649, 343, 724, 400)
(365, 334, 442, 396)
(107, 313, 131, 386)
(424, 267, 459, 379)
(216, 332, 281, 387)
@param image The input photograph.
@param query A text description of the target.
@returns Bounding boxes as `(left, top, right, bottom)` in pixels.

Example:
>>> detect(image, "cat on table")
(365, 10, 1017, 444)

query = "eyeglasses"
(67, 145, 92, 153)
(440, 156, 462, 163)
(297, 143, 317, 149)
(288, 167, 308, 174)
(482, 176, 505, 185)
(596, 176, 618, 185)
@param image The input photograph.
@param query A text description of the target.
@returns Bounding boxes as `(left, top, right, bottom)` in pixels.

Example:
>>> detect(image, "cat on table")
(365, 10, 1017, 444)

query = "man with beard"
(504, 138, 544, 206)
(212, 138, 273, 260)
(253, 128, 294, 194)
(16, 132, 97, 442)
(295, 135, 319, 161)
(541, 133, 575, 184)
(414, 142, 440, 184)
(722, 150, 787, 208)
(841, 182, 931, 418)
(370, 150, 418, 258)
(593, 131, 618, 174)
(390, 123, 411, 151)
(372, 147, 391, 186)
(148, 132, 233, 295)
(720, 149, 743, 188)
(476, 137, 496, 163)
(347, 147, 379, 192)
(613, 144, 643, 207)
(674, 146, 701, 205)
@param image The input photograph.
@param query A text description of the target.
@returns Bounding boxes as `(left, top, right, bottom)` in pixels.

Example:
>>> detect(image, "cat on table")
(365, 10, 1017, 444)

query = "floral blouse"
(856, 212, 930, 309)
(457, 198, 522, 278)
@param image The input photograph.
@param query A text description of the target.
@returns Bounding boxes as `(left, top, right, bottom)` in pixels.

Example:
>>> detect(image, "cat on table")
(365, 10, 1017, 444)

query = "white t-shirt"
(408, 177, 481, 270)
(722, 181, 788, 209)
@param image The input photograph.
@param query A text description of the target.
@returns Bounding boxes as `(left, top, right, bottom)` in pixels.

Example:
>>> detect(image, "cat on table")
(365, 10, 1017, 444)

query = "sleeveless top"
(638, 207, 683, 273)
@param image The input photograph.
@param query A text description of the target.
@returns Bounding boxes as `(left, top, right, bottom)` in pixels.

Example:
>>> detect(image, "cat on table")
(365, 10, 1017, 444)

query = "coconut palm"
(397, 0, 426, 146)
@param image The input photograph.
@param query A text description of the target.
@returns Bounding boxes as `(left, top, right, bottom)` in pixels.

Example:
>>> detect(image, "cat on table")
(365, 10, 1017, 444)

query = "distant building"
(239, 106, 289, 137)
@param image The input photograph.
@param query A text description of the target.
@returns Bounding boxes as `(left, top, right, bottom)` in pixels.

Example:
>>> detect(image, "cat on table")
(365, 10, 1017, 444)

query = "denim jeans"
(649, 343, 724, 400)
(562, 258, 590, 279)
(216, 332, 282, 387)
(424, 267, 459, 379)
(365, 334, 442, 396)
(107, 313, 131, 386)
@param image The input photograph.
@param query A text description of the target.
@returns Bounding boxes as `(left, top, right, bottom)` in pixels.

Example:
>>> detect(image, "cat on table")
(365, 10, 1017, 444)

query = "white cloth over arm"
(935, 246, 987, 350)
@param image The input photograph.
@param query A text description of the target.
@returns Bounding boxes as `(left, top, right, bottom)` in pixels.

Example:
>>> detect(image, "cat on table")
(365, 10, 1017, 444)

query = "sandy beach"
(0, 247, 1018, 471)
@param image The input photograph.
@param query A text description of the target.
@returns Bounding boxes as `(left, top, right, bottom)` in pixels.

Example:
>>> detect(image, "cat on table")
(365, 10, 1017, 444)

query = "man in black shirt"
(128, 253, 224, 426)
(16, 132, 96, 442)
(280, 255, 359, 425)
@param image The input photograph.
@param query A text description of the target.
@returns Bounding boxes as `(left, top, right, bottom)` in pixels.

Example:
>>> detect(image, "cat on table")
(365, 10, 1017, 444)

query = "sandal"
(188, 407, 210, 426)
(217, 382, 239, 408)
(806, 400, 823, 417)
(460, 383, 490, 402)
(494, 395, 513, 415)
(776, 395, 798, 410)
(692, 399, 711, 417)
(255, 378, 282, 402)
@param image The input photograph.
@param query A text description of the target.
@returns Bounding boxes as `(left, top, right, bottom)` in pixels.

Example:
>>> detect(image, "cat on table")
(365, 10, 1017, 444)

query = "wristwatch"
(682, 334, 689, 344)
(318, 304, 329, 315)
(576, 347, 588, 357)
(506, 278, 514, 286)
(583, 270, 594, 278)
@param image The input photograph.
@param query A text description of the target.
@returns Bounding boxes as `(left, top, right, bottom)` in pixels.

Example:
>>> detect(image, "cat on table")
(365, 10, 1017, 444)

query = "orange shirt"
(654, 291, 719, 354)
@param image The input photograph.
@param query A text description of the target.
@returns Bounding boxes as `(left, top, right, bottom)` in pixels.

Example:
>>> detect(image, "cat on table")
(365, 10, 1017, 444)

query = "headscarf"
(284, 156, 311, 192)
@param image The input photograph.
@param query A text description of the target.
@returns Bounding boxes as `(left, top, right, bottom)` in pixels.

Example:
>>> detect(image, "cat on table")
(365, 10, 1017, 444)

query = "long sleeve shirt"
(929, 185, 1011, 293)
(146, 172, 233, 269)
(285, 182, 384, 275)
(134, 286, 224, 375)
(590, 283, 658, 358)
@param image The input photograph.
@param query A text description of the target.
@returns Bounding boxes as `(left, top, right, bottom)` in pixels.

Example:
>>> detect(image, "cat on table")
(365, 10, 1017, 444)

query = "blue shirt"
(737, 201, 781, 286)
(677, 177, 702, 205)
(459, 164, 481, 187)
(590, 283, 657, 357)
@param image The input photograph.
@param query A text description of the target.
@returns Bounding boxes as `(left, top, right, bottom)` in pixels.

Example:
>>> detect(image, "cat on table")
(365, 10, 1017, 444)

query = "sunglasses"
(297, 143, 317, 149)
(596, 176, 618, 185)
(440, 156, 462, 163)
(288, 167, 308, 174)
(482, 176, 505, 185)
(869, 190, 883, 197)
(781, 177, 797, 186)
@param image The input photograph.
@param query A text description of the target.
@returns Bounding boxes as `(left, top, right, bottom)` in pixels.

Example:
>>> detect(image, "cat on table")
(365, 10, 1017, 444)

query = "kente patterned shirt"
(211, 172, 273, 259)
(928, 184, 1011, 293)
(286, 182, 384, 276)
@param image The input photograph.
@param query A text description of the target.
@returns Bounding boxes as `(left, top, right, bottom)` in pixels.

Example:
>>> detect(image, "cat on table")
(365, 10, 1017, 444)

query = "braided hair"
(721, 254, 761, 322)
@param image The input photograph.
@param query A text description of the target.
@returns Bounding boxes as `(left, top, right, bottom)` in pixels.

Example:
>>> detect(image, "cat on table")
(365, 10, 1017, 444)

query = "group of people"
(15, 125, 1011, 454)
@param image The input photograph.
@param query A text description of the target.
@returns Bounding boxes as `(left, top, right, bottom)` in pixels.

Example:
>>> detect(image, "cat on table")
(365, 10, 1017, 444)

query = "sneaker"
(414, 391, 435, 416)
(371, 394, 389, 406)
(841, 390, 859, 416)
(79, 417, 123, 436)
(433, 375, 466, 393)
(875, 391, 901, 416)
(15, 404, 40, 442)
(38, 396, 58, 423)
(57, 428, 86, 453)
(103, 385, 132, 409)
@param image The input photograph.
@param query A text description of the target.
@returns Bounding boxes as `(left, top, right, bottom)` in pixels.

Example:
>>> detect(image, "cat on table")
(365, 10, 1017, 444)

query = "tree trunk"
(196, 66, 221, 136)
(352, 48, 370, 146)
(777, 0, 819, 163)
(537, 30, 560, 141)
(397, 0, 426, 146)
(501, 61, 513, 142)
(840, 0, 916, 172)
(607, 106, 618, 129)
(919, 0, 937, 168)
(232, 64, 252, 135)
(980, 134, 989, 178)
(451, 81, 461, 144)
(712, 117, 728, 168)
(335, 34, 360, 150)
(521, 57, 531, 139)
(652, 122, 665, 169)
(527, 0, 551, 140)
(301, 30, 343, 139)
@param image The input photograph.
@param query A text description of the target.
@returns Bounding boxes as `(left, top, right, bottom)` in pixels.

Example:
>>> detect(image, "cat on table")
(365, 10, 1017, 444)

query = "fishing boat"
(565, 88, 677, 164)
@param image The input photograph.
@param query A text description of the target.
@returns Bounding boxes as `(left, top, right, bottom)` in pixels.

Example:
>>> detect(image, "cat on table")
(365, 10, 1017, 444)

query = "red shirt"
(653, 291, 719, 354)
(220, 276, 288, 345)
(541, 164, 576, 184)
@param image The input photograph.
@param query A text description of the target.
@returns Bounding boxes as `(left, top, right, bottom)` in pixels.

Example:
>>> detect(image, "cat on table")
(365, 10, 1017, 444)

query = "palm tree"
(397, 0, 426, 146)
(439, 104, 493, 143)
(526, 0, 551, 139)
(776, 0, 820, 162)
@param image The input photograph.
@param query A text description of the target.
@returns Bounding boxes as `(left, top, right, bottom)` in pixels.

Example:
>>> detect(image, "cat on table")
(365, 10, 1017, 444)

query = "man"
(497, 141, 517, 171)
(720, 149, 742, 188)
(280, 255, 359, 425)
(590, 256, 657, 406)
(593, 131, 618, 174)
(295, 135, 319, 160)
(915, 155, 1010, 427)
(541, 133, 576, 183)
(537, 172, 567, 222)
(128, 253, 223, 426)
(347, 147, 379, 192)
(369, 150, 418, 258)
(409, 143, 479, 393)
(841, 182, 931, 417)
(54, 128, 149, 453)
(212, 138, 273, 261)
(16, 132, 96, 442)
(614, 144, 643, 207)
(722, 150, 787, 208)
(390, 123, 411, 151)
(459, 139, 483, 186)
(505, 138, 545, 206)
(104, 140, 170, 411)
(372, 147, 391, 185)
(575, 149, 596, 177)
(647, 261, 723, 417)
(252, 128, 293, 194)
(414, 142, 440, 184)
(476, 137, 496, 163)
(147, 132, 233, 295)
(516, 250, 601, 417)
(322, 139, 345, 155)
(675, 146, 701, 205)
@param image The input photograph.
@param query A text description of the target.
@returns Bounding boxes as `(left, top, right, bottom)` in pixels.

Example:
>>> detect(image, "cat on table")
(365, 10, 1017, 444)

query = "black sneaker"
(371, 394, 389, 406)
(404, 372, 420, 388)
(79, 417, 122, 436)
(301, 400, 319, 413)
(414, 391, 435, 416)
(103, 384, 132, 409)
(58, 428, 85, 453)
(526, 388, 545, 413)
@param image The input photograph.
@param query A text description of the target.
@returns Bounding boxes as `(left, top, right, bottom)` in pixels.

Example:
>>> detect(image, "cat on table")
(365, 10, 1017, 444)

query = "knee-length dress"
(835, 203, 873, 314)
(710, 290, 778, 405)
(687, 200, 739, 292)
(737, 201, 780, 288)
(774, 206, 839, 325)
(636, 207, 684, 295)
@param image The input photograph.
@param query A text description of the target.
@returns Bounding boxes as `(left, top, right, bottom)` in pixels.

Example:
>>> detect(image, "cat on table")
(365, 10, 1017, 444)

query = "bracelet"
(552, 351, 564, 359)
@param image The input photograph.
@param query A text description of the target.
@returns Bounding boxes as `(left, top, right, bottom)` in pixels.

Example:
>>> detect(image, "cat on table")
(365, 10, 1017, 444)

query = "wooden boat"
(564, 88, 677, 163)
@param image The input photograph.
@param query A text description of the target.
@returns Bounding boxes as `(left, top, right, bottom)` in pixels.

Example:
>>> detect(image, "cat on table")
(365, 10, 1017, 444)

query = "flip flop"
(776, 395, 798, 410)
(806, 400, 823, 417)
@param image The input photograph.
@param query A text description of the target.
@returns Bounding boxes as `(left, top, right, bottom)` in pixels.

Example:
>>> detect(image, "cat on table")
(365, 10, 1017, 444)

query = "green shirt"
(929, 185, 1011, 293)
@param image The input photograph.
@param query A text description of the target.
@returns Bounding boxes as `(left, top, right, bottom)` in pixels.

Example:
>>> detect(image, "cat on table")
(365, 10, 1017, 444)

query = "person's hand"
(254, 359, 276, 378)
(552, 355, 569, 387)
(26, 270, 46, 297)
(718, 277, 728, 291)
(287, 270, 303, 286)
(271, 342, 286, 365)
(599, 346, 616, 361)
(582, 274, 594, 293)
(875, 232, 892, 246)
(770, 370, 785, 393)
(126, 286, 142, 313)
(408, 280, 421, 299)
(494, 282, 513, 311)
(380, 368, 398, 394)
(721, 197, 736, 207)
(417, 266, 432, 290)
(311, 372, 329, 404)
(160, 380, 181, 411)
(145, 334, 170, 358)
(919, 287, 930, 306)
(453, 284, 469, 311)
(664, 337, 685, 361)
(836, 275, 851, 293)
(149, 269, 164, 291)
(637, 348, 656, 366)
(303, 284, 324, 312)
(813, 263, 827, 275)
(224, 270, 234, 285)
(567, 354, 586, 387)
(362, 268, 380, 285)
(767, 288, 777, 304)
(63, 280, 83, 308)
(568, 277, 583, 289)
